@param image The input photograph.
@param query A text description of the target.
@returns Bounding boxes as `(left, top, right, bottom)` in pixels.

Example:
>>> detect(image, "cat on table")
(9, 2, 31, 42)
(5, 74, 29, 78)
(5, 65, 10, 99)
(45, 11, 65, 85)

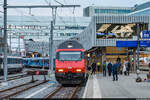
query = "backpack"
(103, 62, 106, 69)
(113, 64, 118, 72)
(128, 62, 130, 69)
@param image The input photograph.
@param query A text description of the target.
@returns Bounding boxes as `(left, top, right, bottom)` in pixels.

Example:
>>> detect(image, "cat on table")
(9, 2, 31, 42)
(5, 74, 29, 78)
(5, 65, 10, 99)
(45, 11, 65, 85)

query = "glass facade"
(134, 2, 150, 11)
(95, 9, 132, 14)
(130, 8, 150, 16)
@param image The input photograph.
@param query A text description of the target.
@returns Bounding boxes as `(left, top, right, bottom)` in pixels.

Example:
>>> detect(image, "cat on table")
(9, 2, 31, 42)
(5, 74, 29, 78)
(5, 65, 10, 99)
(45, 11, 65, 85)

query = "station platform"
(82, 73, 150, 98)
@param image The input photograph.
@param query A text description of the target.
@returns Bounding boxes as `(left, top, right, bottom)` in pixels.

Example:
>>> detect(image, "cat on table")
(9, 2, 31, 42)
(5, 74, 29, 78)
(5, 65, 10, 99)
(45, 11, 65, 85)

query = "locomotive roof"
(23, 57, 49, 60)
(58, 40, 84, 49)
(0, 56, 22, 59)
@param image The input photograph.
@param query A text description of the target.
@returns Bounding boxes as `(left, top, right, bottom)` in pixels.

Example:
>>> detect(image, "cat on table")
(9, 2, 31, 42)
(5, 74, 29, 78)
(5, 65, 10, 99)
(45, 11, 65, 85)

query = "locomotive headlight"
(76, 69, 82, 72)
(58, 69, 64, 72)
(67, 45, 73, 48)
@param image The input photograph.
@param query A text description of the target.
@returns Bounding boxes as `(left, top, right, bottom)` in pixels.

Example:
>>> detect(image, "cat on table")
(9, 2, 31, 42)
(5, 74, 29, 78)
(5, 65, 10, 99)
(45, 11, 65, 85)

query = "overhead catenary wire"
(53, 0, 63, 5)
(43, 0, 55, 25)
(56, 11, 67, 26)
(14, 8, 41, 23)
(44, 0, 49, 5)
(73, 0, 77, 35)
(2, 0, 81, 83)
(9, 8, 47, 41)
(0, 11, 3, 13)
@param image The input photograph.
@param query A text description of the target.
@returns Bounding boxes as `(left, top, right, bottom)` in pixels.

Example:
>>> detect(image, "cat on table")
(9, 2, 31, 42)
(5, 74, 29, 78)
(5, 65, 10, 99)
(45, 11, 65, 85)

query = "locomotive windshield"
(58, 51, 82, 61)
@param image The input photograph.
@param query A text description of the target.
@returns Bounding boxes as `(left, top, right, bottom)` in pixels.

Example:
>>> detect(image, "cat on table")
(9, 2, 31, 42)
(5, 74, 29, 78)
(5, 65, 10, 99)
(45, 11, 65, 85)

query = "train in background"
(0, 56, 23, 74)
(55, 40, 87, 85)
(23, 57, 52, 69)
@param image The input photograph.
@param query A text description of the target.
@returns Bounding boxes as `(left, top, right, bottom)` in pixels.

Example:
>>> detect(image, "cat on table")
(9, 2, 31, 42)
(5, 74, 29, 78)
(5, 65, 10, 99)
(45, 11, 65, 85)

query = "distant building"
(128, 1, 150, 16)
(83, 1, 150, 17)
(7, 36, 26, 56)
(24, 39, 65, 57)
(83, 6, 134, 17)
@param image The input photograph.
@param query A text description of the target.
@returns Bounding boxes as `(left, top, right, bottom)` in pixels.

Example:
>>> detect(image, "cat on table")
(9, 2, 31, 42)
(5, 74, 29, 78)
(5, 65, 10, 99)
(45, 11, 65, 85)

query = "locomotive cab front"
(55, 40, 86, 84)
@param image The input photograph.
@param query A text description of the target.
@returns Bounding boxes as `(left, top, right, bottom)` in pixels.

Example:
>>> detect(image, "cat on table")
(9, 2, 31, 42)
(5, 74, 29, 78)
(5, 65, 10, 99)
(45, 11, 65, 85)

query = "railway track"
(0, 73, 29, 83)
(45, 85, 80, 99)
(0, 80, 48, 99)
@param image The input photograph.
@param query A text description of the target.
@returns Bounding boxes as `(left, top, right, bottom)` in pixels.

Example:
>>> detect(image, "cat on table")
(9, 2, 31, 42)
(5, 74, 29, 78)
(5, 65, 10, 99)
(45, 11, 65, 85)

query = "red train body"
(55, 40, 86, 85)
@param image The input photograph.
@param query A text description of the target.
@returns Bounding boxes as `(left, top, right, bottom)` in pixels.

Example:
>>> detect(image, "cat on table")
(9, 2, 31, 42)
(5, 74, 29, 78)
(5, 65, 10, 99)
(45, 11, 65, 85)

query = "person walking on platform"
(126, 61, 131, 76)
(116, 60, 121, 75)
(91, 60, 96, 75)
(107, 61, 112, 76)
(123, 61, 127, 75)
(112, 61, 118, 81)
(97, 61, 101, 72)
(149, 62, 150, 74)
(103, 60, 107, 76)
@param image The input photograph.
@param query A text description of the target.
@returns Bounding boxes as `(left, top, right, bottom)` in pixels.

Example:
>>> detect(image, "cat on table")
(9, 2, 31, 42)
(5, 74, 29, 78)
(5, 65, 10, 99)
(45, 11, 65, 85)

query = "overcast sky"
(0, 0, 150, 17)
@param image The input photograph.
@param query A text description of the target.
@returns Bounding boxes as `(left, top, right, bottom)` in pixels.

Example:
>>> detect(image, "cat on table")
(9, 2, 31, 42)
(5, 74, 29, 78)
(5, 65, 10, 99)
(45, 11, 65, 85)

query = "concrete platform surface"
(83, 73, 150, 98)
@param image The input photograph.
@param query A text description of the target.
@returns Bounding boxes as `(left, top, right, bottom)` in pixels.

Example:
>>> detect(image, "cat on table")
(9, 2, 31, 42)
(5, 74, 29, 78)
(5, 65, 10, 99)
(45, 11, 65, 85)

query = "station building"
(83, 6, 134, 17)
(73, 1, 150, 71)
(83, 1, 150, 17)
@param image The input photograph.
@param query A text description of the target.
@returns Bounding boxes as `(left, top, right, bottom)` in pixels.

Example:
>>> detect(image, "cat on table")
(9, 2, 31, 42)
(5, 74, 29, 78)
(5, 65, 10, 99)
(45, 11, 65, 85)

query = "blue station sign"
(140, 40, 150, 47)
(96, 33, 105, 35)
(96, 33, 115, 35)
(116, 41, 137, 47)
(142, 30, 150, 39)
(116, 40, 150, 47)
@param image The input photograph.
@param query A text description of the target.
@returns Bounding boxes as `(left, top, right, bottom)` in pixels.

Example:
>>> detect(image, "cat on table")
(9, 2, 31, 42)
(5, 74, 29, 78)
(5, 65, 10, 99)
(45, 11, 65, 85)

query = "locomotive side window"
(58, 51, 82, 61)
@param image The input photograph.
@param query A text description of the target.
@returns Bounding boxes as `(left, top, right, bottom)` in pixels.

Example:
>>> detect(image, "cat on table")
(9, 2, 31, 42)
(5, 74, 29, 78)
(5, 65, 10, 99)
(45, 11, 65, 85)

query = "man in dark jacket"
(103, 61, 107, 76)
(107, 61, 112, 76)
(126, 61, 131, 76)
(148, 62, 150, 74)
(91, 60, 96, 75)
(112, 61, 118, 81)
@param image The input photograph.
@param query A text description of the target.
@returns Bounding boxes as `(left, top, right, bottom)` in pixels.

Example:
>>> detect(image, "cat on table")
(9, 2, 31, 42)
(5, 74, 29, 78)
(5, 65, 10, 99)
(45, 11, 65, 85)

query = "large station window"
(95, 9, 132, 14)
(96, 23, 148, 39)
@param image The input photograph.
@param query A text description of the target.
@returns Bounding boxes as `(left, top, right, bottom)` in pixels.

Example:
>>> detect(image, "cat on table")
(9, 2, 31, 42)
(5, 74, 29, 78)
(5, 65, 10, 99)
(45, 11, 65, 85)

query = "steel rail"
(0, 80, 48, 99)
(69, 86, 80, 98)
(45, 85, 80, 99)
(45, 86, 63, 98)
(0, 74, 29, 82)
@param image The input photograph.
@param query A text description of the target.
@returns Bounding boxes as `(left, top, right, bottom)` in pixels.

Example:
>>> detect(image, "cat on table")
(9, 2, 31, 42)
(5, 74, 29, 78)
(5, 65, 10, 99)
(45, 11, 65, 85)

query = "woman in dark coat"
(112, 61, 118, 81)
(91, 60, 96, 75)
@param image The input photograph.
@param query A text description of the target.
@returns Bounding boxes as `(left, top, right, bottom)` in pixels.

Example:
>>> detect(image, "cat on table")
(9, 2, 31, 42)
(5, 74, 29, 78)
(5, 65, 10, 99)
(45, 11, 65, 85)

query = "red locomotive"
(55, 40, 87, 85)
